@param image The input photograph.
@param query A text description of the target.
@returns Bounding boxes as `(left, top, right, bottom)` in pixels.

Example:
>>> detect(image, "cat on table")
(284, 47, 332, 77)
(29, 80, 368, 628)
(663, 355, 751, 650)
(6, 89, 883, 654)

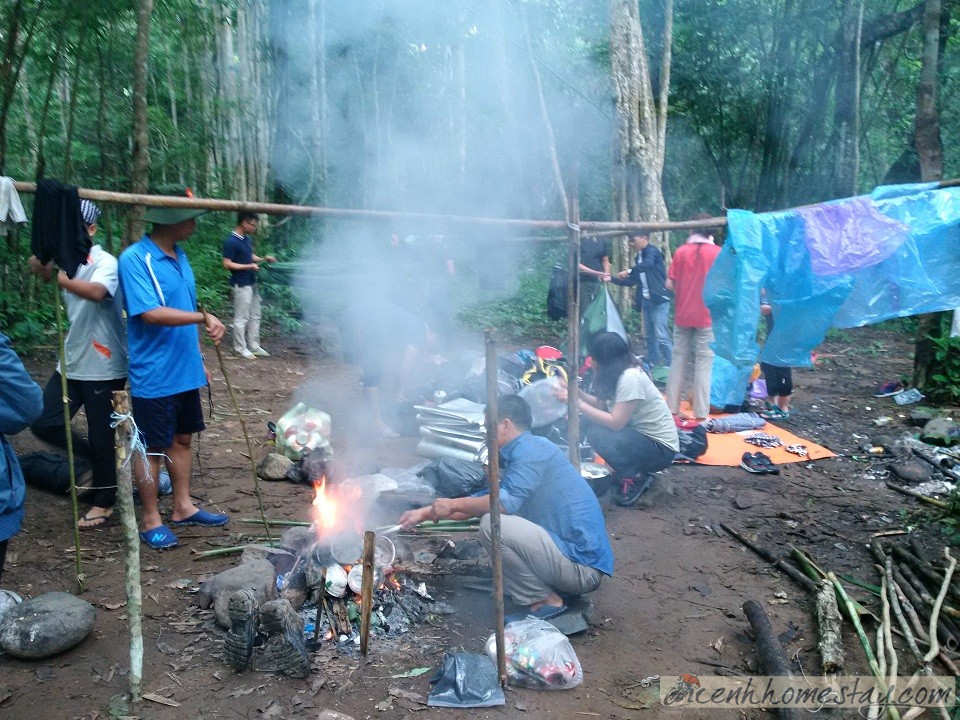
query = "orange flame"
(312, 477, 338, 535)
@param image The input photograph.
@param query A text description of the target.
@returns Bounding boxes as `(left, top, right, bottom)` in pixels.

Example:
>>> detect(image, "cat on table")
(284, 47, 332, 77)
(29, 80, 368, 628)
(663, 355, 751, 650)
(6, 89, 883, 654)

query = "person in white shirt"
(28, 200, 129, 528)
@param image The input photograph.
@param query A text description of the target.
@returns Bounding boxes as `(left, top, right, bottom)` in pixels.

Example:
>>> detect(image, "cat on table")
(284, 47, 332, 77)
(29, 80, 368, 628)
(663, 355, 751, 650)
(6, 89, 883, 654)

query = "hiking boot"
(740, 452, 766, 474)
(614, 474, 654, 507)
(224, 589, 258, 673)
(259, 599, 310, 678)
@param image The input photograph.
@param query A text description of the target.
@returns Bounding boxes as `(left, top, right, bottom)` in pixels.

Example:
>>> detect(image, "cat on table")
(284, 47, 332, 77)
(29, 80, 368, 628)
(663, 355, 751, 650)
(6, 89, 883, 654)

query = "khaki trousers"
(665, 325, 714, 419)
(479, 514, 602, 606)
(231, 284, 262, 353)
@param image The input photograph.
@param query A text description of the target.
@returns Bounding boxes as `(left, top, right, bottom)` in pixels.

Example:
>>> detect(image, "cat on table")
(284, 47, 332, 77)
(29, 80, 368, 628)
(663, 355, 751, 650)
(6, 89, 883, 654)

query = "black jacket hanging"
(30, 179, 91, 278)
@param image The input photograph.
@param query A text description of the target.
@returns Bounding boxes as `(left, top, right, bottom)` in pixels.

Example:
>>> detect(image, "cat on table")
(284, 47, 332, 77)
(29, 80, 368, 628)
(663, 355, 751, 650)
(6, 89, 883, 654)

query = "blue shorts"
(132, 389, 205, 449)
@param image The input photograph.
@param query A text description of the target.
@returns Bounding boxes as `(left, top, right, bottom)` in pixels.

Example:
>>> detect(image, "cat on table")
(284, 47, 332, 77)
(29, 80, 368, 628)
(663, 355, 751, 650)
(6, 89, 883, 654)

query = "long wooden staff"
(197, 304, 272, 541)
(50, 276, 84, 592)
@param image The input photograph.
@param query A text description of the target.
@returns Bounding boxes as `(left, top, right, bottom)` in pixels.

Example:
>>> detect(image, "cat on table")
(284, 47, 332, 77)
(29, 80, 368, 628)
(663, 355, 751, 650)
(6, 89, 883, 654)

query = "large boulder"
(197, 558, 277, 629)
(0, 592, 96, 659)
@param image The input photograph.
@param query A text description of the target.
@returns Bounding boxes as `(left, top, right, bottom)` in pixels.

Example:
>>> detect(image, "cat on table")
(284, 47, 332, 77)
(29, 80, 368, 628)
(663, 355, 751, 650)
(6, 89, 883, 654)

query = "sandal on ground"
(171, 508, 229, 527)
(504, 604, 568, 625)
(761, 407, 791, 420)
(78, 508, 113, 530)
(139, 524, 179, 549)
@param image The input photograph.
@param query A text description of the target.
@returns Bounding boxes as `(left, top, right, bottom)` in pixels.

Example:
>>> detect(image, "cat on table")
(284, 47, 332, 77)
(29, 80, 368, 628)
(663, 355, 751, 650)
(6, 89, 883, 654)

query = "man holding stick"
(399, 395, 613, 620)
(118, 184, 228, 550)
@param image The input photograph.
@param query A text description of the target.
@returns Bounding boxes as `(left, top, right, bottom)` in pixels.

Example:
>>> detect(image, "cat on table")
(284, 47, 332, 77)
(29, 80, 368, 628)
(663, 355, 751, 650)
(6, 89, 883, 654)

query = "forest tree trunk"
(912, 0, 947, 391)
(832, 0, 863, 199)
(125, 0, 153, 247)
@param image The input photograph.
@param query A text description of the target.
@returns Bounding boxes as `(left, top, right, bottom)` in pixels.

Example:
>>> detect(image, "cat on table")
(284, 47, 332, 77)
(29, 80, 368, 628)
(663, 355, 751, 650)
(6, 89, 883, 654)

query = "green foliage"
(925, 332, 960, 404)
(458, 266, 565, 343)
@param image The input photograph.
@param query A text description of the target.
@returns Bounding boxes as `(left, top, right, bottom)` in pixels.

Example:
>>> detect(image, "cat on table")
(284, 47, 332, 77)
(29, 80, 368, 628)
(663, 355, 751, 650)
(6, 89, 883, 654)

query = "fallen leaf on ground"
(390, 667, 431, 678)
(143, 692, 180, 707)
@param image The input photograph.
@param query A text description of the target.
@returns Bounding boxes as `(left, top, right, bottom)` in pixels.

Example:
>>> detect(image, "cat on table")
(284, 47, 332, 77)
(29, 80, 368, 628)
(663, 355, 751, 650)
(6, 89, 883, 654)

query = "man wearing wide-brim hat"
(118, 184, 229, 550)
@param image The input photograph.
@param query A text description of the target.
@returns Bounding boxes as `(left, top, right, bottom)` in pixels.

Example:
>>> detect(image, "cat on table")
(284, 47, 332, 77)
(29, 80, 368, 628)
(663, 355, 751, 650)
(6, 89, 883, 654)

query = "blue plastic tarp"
(705, 183, 960, 400)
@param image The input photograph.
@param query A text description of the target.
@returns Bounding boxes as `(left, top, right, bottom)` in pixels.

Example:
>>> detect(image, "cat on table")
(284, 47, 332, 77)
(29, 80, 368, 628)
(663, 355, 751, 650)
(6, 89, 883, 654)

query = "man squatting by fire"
(399, 395, 614, 620)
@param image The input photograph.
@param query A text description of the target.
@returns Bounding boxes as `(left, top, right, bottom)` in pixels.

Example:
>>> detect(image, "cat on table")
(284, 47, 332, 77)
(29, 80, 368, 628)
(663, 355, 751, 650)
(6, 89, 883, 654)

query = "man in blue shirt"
(400, 396, 613, 619)
(612, 234, 673, 367)
(118, 184, 228, 550)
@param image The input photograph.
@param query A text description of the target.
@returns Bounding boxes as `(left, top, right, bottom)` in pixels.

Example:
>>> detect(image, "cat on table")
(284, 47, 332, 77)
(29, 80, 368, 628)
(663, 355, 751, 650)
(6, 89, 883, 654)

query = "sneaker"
(614, 473, 654, 507)
(740, 452, 766, 474)
(237, 349, 256, 360)
(873, 381, 905, 397)
(754, 451, 780, 475)
(250, 347, 270, 357)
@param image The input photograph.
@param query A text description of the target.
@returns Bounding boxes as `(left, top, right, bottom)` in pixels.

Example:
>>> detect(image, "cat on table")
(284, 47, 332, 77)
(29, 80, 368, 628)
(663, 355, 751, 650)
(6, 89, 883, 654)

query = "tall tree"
(125, 0, 153, 246)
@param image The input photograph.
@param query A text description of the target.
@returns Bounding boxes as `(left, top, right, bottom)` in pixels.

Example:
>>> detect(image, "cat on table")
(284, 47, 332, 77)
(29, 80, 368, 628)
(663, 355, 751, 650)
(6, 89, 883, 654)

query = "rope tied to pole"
(109, 410, 168, 486)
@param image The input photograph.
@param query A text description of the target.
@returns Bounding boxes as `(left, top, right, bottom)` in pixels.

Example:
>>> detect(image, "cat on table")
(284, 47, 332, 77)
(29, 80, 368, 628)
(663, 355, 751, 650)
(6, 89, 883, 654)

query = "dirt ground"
(1, 322, 957, 720)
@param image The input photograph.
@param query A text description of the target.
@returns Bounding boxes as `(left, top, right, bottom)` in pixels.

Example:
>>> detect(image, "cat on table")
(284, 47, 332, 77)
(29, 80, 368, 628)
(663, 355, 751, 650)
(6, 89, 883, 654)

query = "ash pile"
(200, 523, 451, 678)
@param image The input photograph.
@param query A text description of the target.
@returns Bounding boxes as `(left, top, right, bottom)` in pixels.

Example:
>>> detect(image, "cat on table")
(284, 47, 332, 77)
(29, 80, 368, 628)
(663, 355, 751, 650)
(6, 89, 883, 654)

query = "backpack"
(675, 425, 708, 462)
(546, 265, 568, 320)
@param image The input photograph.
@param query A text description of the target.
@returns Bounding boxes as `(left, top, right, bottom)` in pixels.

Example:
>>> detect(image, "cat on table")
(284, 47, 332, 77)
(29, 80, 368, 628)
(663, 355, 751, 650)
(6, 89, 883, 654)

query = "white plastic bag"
(485, 617, 582, 690)
(518, 377, 567, 428)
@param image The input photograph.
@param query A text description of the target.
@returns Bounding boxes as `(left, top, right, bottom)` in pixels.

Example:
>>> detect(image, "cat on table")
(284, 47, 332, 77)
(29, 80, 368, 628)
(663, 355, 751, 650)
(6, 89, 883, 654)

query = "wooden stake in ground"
(51, 279, 84, 593)
(112, 390, 143, 702)
(359, 530, 375, 656)
(564, 182, 581, 470)
(484, 329, 508, 689)
(198, 305, 271, 542)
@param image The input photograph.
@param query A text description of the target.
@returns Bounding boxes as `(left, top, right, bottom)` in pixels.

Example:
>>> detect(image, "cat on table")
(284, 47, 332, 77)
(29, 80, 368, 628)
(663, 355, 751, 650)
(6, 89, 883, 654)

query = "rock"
(0, 591, 96, 659)
(258, 453, 294, 481)
(909, 407, 937, 427)
(280, 526, 316, 555)
(437, 540, 483, 560)
(241, 544, 296, 574)
(0, 589, 21, 627)
(280, 587, 307, 611)
(197, 558, 277, 629)
(921, 418, 960, 447)
(888, 461, 931, 484)
(733, 495, 755, 510)
(318, 711, 355, 720)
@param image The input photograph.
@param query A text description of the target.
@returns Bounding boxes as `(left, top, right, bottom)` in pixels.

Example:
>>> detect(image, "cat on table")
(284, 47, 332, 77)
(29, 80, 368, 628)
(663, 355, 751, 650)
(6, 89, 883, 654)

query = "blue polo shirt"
(497, 432, 614, 576)
(118, 236, 207, 399)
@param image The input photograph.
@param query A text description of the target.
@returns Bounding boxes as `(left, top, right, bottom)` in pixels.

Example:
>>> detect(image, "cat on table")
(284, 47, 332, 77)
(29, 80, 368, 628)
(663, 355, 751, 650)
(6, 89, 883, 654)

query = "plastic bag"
(427, 653, 506, 708)
(275, 402, 332, 460)
(418, 458, 486, 498)
(485, 617, 583, 690)
(518, 376, 567, 428)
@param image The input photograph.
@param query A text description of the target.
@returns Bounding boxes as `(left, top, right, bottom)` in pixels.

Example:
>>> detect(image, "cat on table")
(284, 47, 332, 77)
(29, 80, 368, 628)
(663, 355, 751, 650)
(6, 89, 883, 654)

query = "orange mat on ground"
(679, 404, 835, 466)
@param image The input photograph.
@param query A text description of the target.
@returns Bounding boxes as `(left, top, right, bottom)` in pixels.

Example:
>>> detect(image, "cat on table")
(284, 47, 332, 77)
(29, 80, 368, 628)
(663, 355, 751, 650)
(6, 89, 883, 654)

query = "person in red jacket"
(664, 224, 722, 421)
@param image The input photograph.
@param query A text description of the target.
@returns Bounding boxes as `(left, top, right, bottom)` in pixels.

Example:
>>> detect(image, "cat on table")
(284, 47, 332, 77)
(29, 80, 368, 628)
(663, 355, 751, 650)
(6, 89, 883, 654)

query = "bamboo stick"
(112, 391, 143, 702)
(565, 178, 581, 470)
(198, 305, 271, 543)
(238, 518, 310, 527)
(52, 279, 84, 593)
(359, 530, 375, 656)
(10, 179, 728, 233)
(885, 481, 948, 509)
(892, 566, 959, 649)
(891, 545, 960, 605)
(484, 329, 508, 690)
(826, 573, 900, 720)
(923, 549, 957, 663)
(719, 524, 817, 594)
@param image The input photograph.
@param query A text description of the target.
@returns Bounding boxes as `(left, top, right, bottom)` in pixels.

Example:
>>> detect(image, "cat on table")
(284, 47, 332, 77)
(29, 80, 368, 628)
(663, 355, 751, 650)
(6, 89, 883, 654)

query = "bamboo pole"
(565, 181, 581, 469)
(51, 279, 84, 593)
(198, 305, 271, 542)
(9, 180, 727, 233)
(359, 530, 375, 656)
(484, 329, 508, 689)
(112, 391, 143, 703)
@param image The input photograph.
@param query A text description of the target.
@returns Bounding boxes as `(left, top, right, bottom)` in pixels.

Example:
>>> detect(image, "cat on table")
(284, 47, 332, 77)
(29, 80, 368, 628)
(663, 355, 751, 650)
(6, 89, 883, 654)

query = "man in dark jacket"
(612, 234, 672, 367)
(0, 331, 43, 580)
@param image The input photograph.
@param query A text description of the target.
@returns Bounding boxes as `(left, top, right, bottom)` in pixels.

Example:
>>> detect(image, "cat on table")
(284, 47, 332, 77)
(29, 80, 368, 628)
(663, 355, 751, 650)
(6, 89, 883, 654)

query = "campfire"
(281, 476, 448, 652)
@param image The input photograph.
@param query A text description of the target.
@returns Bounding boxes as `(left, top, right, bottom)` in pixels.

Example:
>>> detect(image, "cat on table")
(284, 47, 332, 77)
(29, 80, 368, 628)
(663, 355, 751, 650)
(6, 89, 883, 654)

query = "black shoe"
(614, 474, 654, 507)
(740, 452, 766, 474)
(754, 451, 780, 475)
(224, 589, 258, 672)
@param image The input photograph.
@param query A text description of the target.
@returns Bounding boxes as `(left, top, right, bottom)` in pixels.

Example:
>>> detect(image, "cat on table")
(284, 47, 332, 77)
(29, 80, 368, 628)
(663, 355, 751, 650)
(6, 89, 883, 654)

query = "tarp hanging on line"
(705, 184, 960, 403)
(579, 286, 627, 359)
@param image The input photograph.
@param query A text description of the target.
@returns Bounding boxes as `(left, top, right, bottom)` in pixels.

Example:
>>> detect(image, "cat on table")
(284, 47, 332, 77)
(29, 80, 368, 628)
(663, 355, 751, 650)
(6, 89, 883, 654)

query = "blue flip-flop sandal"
(171, 508, 229, 527)
(139, 524, 179, 549)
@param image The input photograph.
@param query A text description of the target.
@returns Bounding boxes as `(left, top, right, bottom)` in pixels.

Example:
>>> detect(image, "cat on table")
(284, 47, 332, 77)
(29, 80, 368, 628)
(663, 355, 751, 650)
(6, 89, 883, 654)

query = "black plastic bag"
(419, 458, 486, 498)
(427, 653, 505, 708)
(17, 451, 91, 494)
(546, 264, 568, 320)
(676, 425, 709, 462)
